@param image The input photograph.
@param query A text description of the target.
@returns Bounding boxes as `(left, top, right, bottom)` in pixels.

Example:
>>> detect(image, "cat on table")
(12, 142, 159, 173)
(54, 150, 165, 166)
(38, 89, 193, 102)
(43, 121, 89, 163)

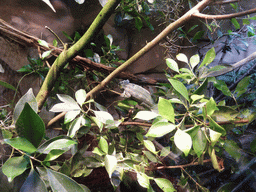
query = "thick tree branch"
(35, 0, 121, 110)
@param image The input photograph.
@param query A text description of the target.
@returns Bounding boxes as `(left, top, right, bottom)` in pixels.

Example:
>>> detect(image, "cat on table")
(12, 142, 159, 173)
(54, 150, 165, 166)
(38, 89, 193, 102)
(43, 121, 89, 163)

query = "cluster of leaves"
(2, 45, 256, 191)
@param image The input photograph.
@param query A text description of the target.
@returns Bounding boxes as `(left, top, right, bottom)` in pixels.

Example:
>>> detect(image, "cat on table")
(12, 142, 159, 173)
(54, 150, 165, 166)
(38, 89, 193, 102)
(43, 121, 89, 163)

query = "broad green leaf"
(37, 135, 71, 153)
(92, 147, 105, 156)
(231, 18, 240, 30)
(214, 80, 232, 97)
(154, 178, 176, 192)
(205, 97, 218, 116)
(199, 47, 215, 68)
(168, 79, 189, 101)
(4, 137, 37, 154)
(41, 50, 52, 59)
(105, 155, 117, 178)
(194, 78, 208, 95)
(158, 98, 175, 123)
(50, 94, 80, 112)
(212, 106, 238, 122)
(176, 53, 188, 64)
(208, 128, 222, 147)
(137, 173, 150, 189)
(134, 111, 159, 121)
(166, 58, 179, 73)
(144, 140, 156, 153)
(99, 137, 108, 154)
(208, 116, 226, 136)
(94, 111, 114, 124)
(15, 103, 45, 147)
(193, 129, 207, 157)
(190, 54, 200, 69)
(64, 110, 80, 124)
(13, 88, 38, 123)
(20, 168, 47, 192)
(47, 168, 85, 192)
(43, 139, 77, 152)
(191, 94, 204, 103)
(235, 76, 250, 97)
(44, 149, 66, 161)
(174, 129, 192, 156)
(2, 156, 29, 182)
(223, 140, 241, 161)
(160, 146, 170, 157)
(144, 151, 158, 162)
(0, 80, 16, 91)
(38, 39, 49, 48)
(208, 146, 221, 171)
(185, 126, 200, 139)
(90, 116, 103, 131)
(67, 116, 84, 138)
(146, 122, 175, 138)
(75, 89, 86, 107)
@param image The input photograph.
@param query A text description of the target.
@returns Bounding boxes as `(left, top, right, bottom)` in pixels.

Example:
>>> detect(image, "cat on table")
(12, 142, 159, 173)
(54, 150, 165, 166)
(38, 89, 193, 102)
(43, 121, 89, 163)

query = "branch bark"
(35, 0, 121, 110)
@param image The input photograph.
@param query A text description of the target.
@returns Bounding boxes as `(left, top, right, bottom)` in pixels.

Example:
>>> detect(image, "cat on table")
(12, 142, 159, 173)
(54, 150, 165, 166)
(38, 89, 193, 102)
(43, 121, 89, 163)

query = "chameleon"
(119, 80, 157, 110)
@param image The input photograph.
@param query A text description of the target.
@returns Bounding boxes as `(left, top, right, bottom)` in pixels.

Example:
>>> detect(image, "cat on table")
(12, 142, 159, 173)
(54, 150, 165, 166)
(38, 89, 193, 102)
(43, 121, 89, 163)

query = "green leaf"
(166, 58, 179, 73)
(223, 140, 241, 161)
(214, 80, 232, 97)
(2, 156, 29, 182)
(64, 110, 80, 124)
(208, 116, 226, 136)
(208, 146, 221, 171)
(194, 78, 208, 95)
(4, 137, 37, 154)
(50, 94, 80, 112)
(38, 39, 49, 48)
(174, 129, 192, 156)
(92, 147, 105, 156)
(208, 117, 226, 136)
(134, 111, 159, 121)
(176, 53, 188, 64)
(135, 16, 143, 31)
(44, 149, 66, 161)
(75, 89, 86, 107)
(190, 54, 200, 69)
(160, 146, 170, 157)
(208, 128, 222, 147)
(67, 116, 84, 138)
(43, 139, 77, 152)
(137, 173, 150, 189)
(15, 103, 45, 147)
(13, 88, 38, 123)
(193, 128, 207, 157)
(154, 178, 176, 192)
(168, 79, 189, 101)
(41, 50, 52, 60)
(94, 111, 114, 124)
(47, 168, 85, 192)
(144, 151, 158, 162)
(146, 122, 175, 138)
(0, 80, 16, 91)
(158, 98, 175, 123)
(99, 137, 108, 154)
(231, 18, 240, 30)
(205, 97, 218, 116)
(20, 168, 47, 192)
(235, 76, 250, 97)
(199, 47, 215, 68)
(105, 155, 117, 178)
(144, 140, 156, 153)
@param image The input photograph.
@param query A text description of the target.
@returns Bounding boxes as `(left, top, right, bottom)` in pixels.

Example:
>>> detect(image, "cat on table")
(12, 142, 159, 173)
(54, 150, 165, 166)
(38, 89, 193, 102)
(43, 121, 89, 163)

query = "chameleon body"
(120, 80, 155, 108)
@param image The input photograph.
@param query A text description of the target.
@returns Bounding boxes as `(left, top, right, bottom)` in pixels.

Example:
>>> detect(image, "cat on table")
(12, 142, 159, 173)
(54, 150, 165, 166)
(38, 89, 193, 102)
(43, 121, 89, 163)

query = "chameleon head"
(119, 79, 130, 89)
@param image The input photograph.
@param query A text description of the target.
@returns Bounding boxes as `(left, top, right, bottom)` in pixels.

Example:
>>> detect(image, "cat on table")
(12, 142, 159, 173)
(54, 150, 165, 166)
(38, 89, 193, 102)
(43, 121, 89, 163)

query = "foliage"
(2, 45, 256, 191)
